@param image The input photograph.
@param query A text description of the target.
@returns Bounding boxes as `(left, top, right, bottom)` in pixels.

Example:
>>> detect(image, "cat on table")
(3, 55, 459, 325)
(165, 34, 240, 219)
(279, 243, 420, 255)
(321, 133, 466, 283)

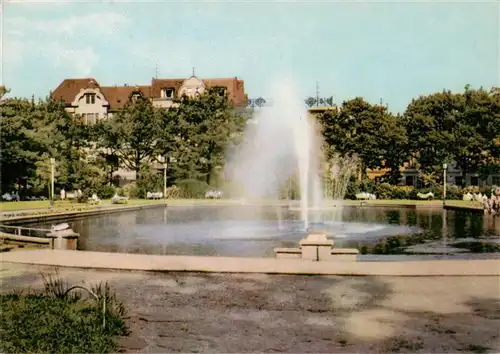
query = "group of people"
(483, 188, 500, 215)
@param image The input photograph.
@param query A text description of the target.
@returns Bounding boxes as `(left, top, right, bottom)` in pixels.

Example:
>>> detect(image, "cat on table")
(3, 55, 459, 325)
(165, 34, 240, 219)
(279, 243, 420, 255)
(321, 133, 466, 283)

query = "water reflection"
(30, 205, 499, 257)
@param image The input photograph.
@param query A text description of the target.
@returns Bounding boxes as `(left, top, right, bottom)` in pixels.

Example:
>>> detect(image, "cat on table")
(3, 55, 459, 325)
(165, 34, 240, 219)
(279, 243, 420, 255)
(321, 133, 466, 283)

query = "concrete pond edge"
(1, 250, 499, 277)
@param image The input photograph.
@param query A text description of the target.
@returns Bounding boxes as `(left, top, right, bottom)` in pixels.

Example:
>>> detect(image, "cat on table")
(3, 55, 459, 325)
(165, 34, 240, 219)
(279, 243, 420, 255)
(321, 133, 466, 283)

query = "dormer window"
(161, 88, 174, 99)
(131, 93, 141, 102)
(215, 87, 226, 98)
(85, 93, 96, 104)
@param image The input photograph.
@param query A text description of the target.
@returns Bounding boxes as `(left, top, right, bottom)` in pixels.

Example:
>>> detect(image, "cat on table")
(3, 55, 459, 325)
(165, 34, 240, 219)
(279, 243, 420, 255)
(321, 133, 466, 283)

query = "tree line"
(1, 84, 498, 198)
(317, 85, 499, 187)
(0, 87, 246, 198)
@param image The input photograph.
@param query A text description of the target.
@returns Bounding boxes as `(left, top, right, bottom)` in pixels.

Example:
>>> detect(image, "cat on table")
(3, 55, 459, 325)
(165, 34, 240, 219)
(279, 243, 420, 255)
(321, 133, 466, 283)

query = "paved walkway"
(2, 249, 499, 276)
(1, 263, 499, 353)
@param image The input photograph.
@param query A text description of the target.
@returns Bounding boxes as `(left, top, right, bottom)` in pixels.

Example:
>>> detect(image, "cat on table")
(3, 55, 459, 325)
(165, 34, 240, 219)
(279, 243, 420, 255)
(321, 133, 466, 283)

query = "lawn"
(0, 199, 166, 212)
(341, 199, 482, 208)
(1, 198, 483, 214)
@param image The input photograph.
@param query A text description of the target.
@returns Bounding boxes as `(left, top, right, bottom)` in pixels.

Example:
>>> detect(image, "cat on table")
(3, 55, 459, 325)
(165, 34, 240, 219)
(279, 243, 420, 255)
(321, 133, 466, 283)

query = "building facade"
(51, 75, 247, 184)
(51, 75, 248, 124)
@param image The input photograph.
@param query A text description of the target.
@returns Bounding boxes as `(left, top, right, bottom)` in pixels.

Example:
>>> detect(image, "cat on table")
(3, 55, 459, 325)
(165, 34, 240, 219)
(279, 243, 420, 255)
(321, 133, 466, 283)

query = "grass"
(1, 198, 482, 214)
(0, 270, 128, 354)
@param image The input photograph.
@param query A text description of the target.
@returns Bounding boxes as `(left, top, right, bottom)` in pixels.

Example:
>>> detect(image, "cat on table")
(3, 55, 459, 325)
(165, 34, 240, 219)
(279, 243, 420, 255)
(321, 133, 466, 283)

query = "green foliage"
(136, 162, 162, 198)
(76, 192, 89, 204)
(2, 84, 497, 198)
(96, 185, 116, 199)
(453, 241, 500, 253)
(176, 178, 209, 198)
(0, 272, 127, 354)
(97, 96, 163, 177)
(318, 98, 408, 180)
(0, 85, 10, 99)
(122, 182, 138, 199)
(344, 179, 468, 200)
(164, 89, 246, 183)
(344, 178, 377, 199)
(404, 86, 499, 186)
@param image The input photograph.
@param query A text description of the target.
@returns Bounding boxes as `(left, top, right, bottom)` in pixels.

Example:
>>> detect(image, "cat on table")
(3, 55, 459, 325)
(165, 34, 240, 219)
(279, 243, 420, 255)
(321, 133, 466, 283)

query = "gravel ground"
(1, 263, 499, 353)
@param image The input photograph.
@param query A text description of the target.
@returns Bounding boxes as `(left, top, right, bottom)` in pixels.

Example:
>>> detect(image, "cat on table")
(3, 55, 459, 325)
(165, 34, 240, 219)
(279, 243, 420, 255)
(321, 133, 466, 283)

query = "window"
(131, 94, 141, 102)
(405, 176, 414, 186)
(161, 88, 174, 99)
(470, 176, 479, 186)
(455, 176, 463, 186)
(86, 113, 96, 125)
(85, 93, 96, 104)
(492, 176, 500, 186)
(217, 87, 226, 98)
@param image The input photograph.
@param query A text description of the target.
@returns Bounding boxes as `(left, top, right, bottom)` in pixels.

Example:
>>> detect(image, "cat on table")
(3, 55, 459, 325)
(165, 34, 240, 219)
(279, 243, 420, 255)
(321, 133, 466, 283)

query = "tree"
(100, 96, 163, 179)
(164, 89, 246, 184)
(0, 98, 39, 194)
(92, 122, 120, 185)
(318, 98, 408, 182)
(404, 86, 498, 186)
(0, 86, 10, 100)
(383, 113, 409, 184)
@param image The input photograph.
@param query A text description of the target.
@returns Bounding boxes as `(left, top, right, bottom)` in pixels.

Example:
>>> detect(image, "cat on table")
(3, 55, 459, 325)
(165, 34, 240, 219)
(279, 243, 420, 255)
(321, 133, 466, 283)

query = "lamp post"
(442, 163, 448, 207)
(50, 158, 55, 207)
(159, 156, 167, 206)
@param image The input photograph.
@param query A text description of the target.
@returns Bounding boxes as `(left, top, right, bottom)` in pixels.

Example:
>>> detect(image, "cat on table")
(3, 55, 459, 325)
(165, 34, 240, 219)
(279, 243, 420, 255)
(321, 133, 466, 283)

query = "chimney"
(124, 83, 128, 87)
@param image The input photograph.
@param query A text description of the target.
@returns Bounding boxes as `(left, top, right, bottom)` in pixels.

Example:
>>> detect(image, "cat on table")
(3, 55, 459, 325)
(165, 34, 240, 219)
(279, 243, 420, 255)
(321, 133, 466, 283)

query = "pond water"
(31, 205, 500, 259)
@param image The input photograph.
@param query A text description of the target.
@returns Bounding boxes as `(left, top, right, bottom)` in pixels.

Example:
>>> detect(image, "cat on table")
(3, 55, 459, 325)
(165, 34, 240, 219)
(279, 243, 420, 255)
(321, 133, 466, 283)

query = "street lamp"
(50, 158, 55, 207)
(159, 155, 167, 206)
(442, 163, 448, 207)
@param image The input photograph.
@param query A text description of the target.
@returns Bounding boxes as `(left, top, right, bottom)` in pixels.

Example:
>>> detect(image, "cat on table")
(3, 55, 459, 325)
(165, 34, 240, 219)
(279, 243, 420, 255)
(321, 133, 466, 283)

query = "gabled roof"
(51, 75, 248, 108)
(51, 78, 99, 103)
(151, 78, 185, 98)
(100, 86, 151, 109)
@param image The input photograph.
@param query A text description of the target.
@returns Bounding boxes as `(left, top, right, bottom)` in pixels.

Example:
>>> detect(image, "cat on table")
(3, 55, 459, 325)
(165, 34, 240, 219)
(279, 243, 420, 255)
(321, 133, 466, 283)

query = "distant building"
(366, 161, 500, 187)
(50, 75, 247, 185)
(51, 75, 248, 124)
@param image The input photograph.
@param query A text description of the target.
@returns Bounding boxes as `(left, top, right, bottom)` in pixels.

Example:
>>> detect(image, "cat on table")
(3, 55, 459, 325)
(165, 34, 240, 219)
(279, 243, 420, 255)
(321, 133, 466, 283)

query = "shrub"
(114, 187, 125, 197)
(76, 192, 89, 204)
(344, 180, 360, 200)
(479, 185, 495, 198)
(136, 163, 162, 199)
(373, 183, 393, 199)
(441, 184, 461, 200)
(344, 178, 376, 200)
(0, 273, 128, 354)
(461, 186, 480, 195)
(122, 182, 138, 199)
(176, 179, 209, 198)
(96, 185, 116, 199)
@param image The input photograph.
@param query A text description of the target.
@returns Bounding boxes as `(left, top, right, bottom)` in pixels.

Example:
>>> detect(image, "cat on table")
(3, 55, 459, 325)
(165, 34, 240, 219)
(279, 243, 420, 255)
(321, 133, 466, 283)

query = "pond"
(30, 205, 500, 259)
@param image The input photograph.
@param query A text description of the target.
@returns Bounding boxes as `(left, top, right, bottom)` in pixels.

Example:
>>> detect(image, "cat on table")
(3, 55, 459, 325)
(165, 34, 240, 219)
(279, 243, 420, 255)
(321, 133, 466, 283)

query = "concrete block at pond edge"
(300, 234, 333, 261)
(46, 229, 80, 250)
(328, 248, 360, 261)
(301, 245, 318, 261)
(318, 245, 333, 261)
(299, 233, 334, 247)
(274, 234, 359, 262)
(274, 248, 301, 259)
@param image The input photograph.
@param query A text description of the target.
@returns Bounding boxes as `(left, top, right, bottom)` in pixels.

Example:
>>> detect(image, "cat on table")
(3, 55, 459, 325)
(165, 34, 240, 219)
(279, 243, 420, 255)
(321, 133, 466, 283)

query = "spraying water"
(226, 78, 324, 230)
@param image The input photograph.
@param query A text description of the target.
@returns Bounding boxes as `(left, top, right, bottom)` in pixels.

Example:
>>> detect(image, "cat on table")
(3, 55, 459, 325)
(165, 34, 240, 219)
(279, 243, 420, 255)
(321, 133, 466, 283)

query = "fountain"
(226, 78, 356, 230)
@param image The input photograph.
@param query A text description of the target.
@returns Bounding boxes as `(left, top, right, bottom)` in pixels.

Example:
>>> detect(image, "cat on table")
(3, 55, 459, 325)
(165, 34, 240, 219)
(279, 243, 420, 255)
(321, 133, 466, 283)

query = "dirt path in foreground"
(1, 263, 499, 353)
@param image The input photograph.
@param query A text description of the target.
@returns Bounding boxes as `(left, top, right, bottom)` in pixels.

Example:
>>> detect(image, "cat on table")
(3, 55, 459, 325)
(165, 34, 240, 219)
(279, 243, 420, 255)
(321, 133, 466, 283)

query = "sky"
(2, 0, 499, 112)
